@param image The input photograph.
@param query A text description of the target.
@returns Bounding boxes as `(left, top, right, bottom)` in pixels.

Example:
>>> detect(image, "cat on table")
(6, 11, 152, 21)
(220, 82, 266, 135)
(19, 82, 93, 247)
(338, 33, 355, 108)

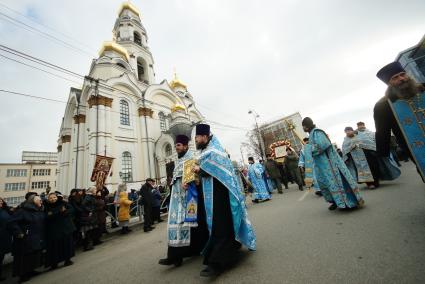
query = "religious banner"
(90, 155, 114, 190)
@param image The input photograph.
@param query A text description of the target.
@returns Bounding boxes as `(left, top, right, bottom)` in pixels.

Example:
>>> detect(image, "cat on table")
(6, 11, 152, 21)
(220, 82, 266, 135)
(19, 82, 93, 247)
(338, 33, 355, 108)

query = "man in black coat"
(373, 61, 425, 181)
(9, 195, 46, 282)
(0, 198, 12, 281)
(140, 178, 155, 232)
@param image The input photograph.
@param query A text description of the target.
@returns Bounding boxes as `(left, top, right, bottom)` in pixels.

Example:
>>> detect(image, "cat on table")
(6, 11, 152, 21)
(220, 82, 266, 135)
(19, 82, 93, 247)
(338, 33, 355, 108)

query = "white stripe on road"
(298, 190, 310, 201)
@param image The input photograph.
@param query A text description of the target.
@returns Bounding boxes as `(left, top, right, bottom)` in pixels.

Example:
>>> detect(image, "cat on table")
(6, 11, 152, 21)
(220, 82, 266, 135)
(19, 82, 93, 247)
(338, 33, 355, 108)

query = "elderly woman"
(44, 192, 75, 269)
(118, 184, 133, 234)
(0, 197, 12, 281)
(80, 187, 98, 251)
(9, 195, 45, 282)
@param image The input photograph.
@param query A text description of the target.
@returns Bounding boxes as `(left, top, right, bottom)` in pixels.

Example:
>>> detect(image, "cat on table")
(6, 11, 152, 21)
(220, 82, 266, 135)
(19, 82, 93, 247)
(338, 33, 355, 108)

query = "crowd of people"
(0, 180, 166, 282)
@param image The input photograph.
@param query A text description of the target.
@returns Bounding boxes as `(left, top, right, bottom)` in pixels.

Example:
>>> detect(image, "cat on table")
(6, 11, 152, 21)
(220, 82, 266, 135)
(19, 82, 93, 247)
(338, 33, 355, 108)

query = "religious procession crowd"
(0, 178, 168, 282)
(0, 61, 423, 281)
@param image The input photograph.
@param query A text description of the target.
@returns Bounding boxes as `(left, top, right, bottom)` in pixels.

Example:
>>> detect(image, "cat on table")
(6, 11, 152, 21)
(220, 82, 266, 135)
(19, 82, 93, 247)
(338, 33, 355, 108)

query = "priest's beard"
(177, 150, 188, 158)
(196, 141, 207, 150)
(388, 77, 420, 99)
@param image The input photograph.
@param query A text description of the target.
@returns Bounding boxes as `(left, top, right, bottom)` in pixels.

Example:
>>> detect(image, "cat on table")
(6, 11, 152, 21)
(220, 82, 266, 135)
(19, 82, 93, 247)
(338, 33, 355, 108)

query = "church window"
(165, 144, 172, 157)
(159, 112, 166, 131)
(134, 31, 142, 46)
(120, 100, 130, 126)
(121, 151, 133, 182)
(137, 61, 145, 81)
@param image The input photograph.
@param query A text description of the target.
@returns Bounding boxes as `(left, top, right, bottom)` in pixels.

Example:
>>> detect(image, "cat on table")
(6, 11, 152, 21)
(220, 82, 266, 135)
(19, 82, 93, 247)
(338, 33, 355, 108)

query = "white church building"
(57, 2, 204, 194)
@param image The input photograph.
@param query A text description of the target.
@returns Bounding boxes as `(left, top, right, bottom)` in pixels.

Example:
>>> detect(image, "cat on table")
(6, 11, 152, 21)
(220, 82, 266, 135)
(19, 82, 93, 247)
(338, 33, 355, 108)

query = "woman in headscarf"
(44, 192, 76, 270)
(9, 195, 45, 282)
(93, 190, 107, 244)
(0, 197, 12, 281)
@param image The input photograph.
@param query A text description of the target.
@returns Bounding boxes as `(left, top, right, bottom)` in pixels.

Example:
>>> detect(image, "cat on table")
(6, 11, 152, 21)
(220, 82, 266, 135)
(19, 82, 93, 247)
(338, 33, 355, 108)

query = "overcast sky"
(0, 0, 424, 163)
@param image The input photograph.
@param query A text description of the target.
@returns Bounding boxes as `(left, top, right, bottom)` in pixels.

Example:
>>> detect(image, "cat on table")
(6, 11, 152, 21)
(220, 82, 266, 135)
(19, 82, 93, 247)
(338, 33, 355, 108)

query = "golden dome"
(171, 103, 186, 112)
(118, 2, 141, 18)
(99, 41, 130, 61)
(169, 71, 187, 90)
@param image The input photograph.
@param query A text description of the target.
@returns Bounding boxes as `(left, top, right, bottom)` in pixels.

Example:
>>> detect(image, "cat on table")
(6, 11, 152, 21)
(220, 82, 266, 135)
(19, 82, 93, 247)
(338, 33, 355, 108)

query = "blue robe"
(248, 163, 272, 201)
(299, 146, 320, 191)
(356, 130, 401, 181)
(342, 135, 374, 183)
(198, 136, 256, 251)
(388, 91, 425, 180)
(167, 150, 193, 247)
(305, 128, 364, 209)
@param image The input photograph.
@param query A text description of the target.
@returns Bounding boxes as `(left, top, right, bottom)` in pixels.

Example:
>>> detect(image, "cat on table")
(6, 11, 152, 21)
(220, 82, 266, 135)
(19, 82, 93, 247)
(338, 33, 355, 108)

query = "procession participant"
(374, 61, 425, 182)
(342, 127, 377, 188)
(265, 154, 284, 194)
(299, 138, 321, 196)
(159, 135, 209, 267)
(193, 124, 256, 277)
(302, 117, 365, 211)
(285, 148, 304, 191)
(247, 157, 272, 203)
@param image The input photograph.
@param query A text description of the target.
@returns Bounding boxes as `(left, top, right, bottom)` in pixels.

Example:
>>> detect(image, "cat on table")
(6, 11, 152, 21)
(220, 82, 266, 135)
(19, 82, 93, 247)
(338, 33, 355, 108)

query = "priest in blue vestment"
(342, 126, 378, 188)
(302, 117, 365, 211)
(374, 61, 425, 182)
(299, 137, 322, 196)
(247, 157, 272, 203)
(159, 135, 209, 267)
(193, 124, 256, 277)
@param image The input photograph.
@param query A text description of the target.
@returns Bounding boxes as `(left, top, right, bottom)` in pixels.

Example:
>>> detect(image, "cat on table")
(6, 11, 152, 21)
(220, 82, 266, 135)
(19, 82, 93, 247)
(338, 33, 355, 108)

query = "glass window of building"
(122, 151, 133, 182)
(159, 112, 166, 131)
(120, 100, 130, 126)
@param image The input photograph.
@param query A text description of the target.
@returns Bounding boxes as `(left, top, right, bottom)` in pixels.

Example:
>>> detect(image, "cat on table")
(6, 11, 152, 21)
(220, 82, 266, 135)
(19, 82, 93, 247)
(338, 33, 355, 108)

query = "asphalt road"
(12, 162, 425, 284)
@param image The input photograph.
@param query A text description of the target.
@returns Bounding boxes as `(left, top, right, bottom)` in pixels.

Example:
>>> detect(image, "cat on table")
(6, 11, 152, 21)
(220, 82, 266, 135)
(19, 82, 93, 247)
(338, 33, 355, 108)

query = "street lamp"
(248, 109, 266, 160)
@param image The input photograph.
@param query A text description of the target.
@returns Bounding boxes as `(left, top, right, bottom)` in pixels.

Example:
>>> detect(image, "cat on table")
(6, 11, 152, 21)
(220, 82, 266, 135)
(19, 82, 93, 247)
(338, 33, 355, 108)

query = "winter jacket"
(80, 194, 97, 226)
(118, 192, 132, 222)
(9, 202, 46, 253)
(0, 207, 12, 254)
(151, 188, 161, 208)
(45, 200, 76, 240)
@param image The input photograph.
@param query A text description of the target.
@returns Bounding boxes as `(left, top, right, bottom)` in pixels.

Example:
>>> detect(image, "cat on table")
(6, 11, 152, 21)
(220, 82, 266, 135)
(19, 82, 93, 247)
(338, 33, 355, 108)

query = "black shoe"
(315, 191, 323, 197)
(158, 219, 164, 223)
(64, 260, 74, 266)
(252, 199, 259, 203)
(278, 191, 283, 194)
(0, 276, 6, 282)
(49, 264, 58, 271)
(19, 275, 30, 283)
(200, 266, 220, 277)
(328, 203, 338, 210)
(83, 246, 94, 251)
(93, 240, 103, 245)
(144, 228, 150, 232)
(158, 258, 182, 267)
(298, 186, 304, 191)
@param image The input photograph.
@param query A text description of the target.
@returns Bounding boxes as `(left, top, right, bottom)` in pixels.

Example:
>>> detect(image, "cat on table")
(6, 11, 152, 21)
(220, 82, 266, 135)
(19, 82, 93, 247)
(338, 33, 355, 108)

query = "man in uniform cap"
(374, 61, 425, 181)
(159, 134, 209, 267)
(192, 124, 256, 277)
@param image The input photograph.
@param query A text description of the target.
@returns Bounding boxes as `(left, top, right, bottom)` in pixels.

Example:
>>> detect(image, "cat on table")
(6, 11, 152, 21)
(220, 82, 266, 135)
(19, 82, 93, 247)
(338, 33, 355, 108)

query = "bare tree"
(241, 129, 265, 160)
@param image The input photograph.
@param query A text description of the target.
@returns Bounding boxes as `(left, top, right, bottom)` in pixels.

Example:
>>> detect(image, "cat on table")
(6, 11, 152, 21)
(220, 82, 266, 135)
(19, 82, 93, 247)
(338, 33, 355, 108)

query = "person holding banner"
(159, 135, 209, 267)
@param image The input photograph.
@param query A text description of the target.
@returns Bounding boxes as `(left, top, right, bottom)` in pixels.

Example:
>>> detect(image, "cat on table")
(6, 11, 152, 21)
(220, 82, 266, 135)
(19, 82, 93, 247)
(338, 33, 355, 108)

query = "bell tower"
(113, 2, 155, 85)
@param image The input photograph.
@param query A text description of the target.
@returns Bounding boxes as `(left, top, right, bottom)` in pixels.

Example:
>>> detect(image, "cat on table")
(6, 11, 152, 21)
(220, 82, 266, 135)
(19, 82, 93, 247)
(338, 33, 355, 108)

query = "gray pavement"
(10, 162, 425, 283)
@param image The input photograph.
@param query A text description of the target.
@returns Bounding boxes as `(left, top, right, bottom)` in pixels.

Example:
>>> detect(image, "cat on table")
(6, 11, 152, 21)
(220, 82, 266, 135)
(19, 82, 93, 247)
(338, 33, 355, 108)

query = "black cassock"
(200, 175, 242, 269)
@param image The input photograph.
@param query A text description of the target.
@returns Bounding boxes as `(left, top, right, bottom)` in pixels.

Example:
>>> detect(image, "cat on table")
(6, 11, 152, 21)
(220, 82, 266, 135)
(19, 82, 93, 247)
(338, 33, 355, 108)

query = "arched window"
(159, 112, 166, 131)
(165, 144, 172, 157)
(120, 100, 130, 126)
(134, 31, 142, 46)
(121, 151, 132, 182)
(137, 60, 145, 81)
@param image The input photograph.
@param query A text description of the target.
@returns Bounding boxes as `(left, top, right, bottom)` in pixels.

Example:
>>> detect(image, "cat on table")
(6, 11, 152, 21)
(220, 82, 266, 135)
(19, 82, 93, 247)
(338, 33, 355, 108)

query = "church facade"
(56, 2, 203, 194)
